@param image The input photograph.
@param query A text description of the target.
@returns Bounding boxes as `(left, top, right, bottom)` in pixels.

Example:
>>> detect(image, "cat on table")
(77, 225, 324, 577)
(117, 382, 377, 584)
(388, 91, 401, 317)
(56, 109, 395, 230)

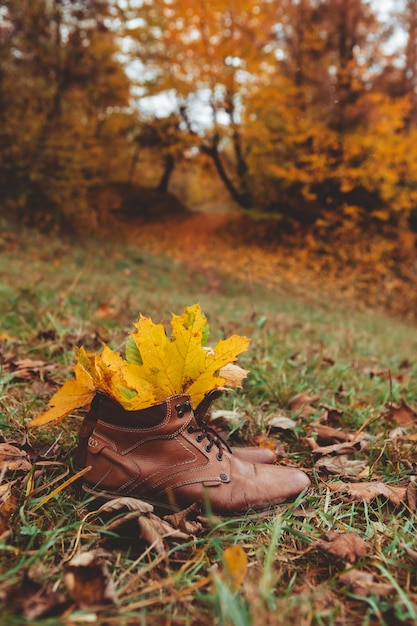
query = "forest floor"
(1, 215, 417, 624)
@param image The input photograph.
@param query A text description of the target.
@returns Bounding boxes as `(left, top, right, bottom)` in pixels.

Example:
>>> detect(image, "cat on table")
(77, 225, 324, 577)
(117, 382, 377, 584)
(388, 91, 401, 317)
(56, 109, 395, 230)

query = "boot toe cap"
(290, 468, 311, 496)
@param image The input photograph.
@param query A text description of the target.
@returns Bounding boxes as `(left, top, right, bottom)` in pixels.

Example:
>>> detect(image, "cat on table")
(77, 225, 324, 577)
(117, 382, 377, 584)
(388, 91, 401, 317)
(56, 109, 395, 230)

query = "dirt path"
(111, 212, 361, 310)
(107, 210, 417, 321)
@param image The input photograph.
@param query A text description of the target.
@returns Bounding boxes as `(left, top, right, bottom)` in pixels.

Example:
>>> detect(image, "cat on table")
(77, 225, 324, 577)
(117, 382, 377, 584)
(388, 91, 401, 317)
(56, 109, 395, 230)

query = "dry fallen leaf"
(101, 500, 189, 555)
(316, 531, 370, 563)
(9, 358, 56, 381)
(327, 481, 407, 505)
(388, 427, 406, 440)
(137, 513, 189, 555)
(309, 422, 352, 444)
(310, 440, 362, 458)
(289, 390, 320, 416)
(406, 481, 417, 512)
(210, 409, 246, 427)
(319, 404, 344, 425)
(364, 367, 391, 380)
(385, 398, 417, 427)
(401, 542, 417, 564)
(223, 545, 248, 589)
(316, 455, 368, 477)
(365, 367, 409, 386)
(0, 480, 21, 536)
(164, 502, 207, 535)
(93, 303, 117, 319)
(96, 496, 154, 515)
(64, 549, 117, 609)
(0, 443, 32, 473)
(3, 572, 67, 620)
(253, 434, 282, 455)
(268, 416, 297, 431)
(218, 363, 249, 387)
(339, 569, 394, 597)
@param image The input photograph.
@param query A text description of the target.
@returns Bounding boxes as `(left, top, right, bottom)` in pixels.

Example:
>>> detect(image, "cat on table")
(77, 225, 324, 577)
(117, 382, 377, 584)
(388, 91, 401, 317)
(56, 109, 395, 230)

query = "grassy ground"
(1, 222, 417, 625)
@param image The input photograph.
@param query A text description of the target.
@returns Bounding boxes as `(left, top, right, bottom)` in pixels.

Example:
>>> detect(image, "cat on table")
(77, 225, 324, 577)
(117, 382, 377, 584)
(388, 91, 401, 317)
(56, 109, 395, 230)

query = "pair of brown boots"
(76, 391, 310, 516)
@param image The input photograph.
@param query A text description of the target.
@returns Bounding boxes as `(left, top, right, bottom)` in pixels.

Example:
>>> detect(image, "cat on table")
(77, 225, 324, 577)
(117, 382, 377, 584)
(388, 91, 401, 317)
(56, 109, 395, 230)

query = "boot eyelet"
(219, 472, 229, 482)
(187, 426, 194, 433)
(205, 444, 211, 452)
(196, 434, 204, 442)
(175, 403, 184, 417)
(216, 453, 223, 461)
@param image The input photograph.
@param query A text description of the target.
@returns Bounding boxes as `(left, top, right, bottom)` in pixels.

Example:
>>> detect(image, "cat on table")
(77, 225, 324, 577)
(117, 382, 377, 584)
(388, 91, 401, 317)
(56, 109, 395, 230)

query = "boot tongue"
(194, 389, 225, 422)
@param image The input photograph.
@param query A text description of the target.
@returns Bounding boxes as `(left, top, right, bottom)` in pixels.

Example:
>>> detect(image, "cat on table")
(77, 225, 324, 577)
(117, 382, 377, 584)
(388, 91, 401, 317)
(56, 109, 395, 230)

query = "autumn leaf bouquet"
(29, 304, 250, 428)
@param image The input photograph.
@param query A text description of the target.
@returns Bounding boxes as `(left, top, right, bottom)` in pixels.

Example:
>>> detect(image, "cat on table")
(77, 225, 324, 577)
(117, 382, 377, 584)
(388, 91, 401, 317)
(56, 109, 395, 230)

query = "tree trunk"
(404, 0, 417, 127)
(128, 142, 141, 184)
(180, 102, 252, 209)
(202, 141, 252, 209)
(156, 153, 175, 193)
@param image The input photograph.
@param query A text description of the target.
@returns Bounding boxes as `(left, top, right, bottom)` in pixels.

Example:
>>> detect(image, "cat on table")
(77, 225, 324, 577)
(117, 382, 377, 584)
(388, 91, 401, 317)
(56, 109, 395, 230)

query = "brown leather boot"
(74, 393, 276, 469)
(81, 394, 310, 515)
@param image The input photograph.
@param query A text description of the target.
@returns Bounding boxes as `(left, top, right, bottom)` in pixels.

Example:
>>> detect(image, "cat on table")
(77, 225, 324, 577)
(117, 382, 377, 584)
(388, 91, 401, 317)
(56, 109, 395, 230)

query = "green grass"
(1, 222, 417, 624)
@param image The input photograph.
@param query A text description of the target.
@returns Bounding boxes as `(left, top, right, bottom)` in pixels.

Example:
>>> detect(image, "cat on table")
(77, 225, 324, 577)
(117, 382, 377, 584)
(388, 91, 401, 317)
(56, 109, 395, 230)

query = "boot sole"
(81, 483, 300, 519)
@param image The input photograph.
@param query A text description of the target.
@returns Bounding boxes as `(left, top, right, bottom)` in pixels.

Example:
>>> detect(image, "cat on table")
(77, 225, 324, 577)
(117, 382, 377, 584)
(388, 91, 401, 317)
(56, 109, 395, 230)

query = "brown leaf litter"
(308, 422, 352, 444)
(64, 549, 117, 609)
(384, 397, 417, 427)
(0, 571, 67, 620)
(316, 531, 371, 563)
(0, 443, 32, 473)
(288, 390, 320, 417)
(318, 456, 369, 477)
(326, 481, 409, 506)
(79, 497, 202, 558)
(338, 569, 394, 597)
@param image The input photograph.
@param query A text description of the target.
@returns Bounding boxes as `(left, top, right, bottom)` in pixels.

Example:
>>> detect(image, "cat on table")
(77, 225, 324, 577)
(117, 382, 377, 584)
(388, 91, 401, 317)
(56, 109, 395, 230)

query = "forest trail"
(115, 211, 290, 290)
(109, 210, 417, 322)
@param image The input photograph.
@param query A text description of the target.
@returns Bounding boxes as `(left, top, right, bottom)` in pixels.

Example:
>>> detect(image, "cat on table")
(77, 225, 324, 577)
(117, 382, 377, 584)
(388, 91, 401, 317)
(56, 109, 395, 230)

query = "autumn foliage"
(29, 304, 249, 427)
(2, 1, 417, 233)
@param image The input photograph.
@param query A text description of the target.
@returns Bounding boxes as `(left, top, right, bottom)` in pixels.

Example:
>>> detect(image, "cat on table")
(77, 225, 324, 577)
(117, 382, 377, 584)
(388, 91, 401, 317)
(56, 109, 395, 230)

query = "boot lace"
(187, 422, 232, 461)
(175, 398, 231, 461)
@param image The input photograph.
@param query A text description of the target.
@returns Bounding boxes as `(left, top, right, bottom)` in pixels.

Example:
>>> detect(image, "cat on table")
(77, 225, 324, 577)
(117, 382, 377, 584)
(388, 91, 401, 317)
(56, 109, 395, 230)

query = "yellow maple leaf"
(127, 315, 180, 399)
(76, 345, 132, 405)
(28, 362, 96, 427)
(185, 335, 250, 406)
(170, 305, 210, 389)
(82, 344, 157, 410)
(127, 304, 249, 406)
(95, 346, 134, 400)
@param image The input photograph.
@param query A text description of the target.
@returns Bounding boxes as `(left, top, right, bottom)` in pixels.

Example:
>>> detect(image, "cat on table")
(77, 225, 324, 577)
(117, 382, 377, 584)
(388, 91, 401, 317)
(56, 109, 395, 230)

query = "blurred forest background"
(2, 0, 417, 262)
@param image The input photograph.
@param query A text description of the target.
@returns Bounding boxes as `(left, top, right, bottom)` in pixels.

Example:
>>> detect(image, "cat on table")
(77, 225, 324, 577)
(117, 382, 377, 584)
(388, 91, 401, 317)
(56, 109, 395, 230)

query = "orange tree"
(0, 0, 133, 231)
(126, 0, 280, 209)
(242, 0, 417, 224)
(126, 0, 417, 228)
